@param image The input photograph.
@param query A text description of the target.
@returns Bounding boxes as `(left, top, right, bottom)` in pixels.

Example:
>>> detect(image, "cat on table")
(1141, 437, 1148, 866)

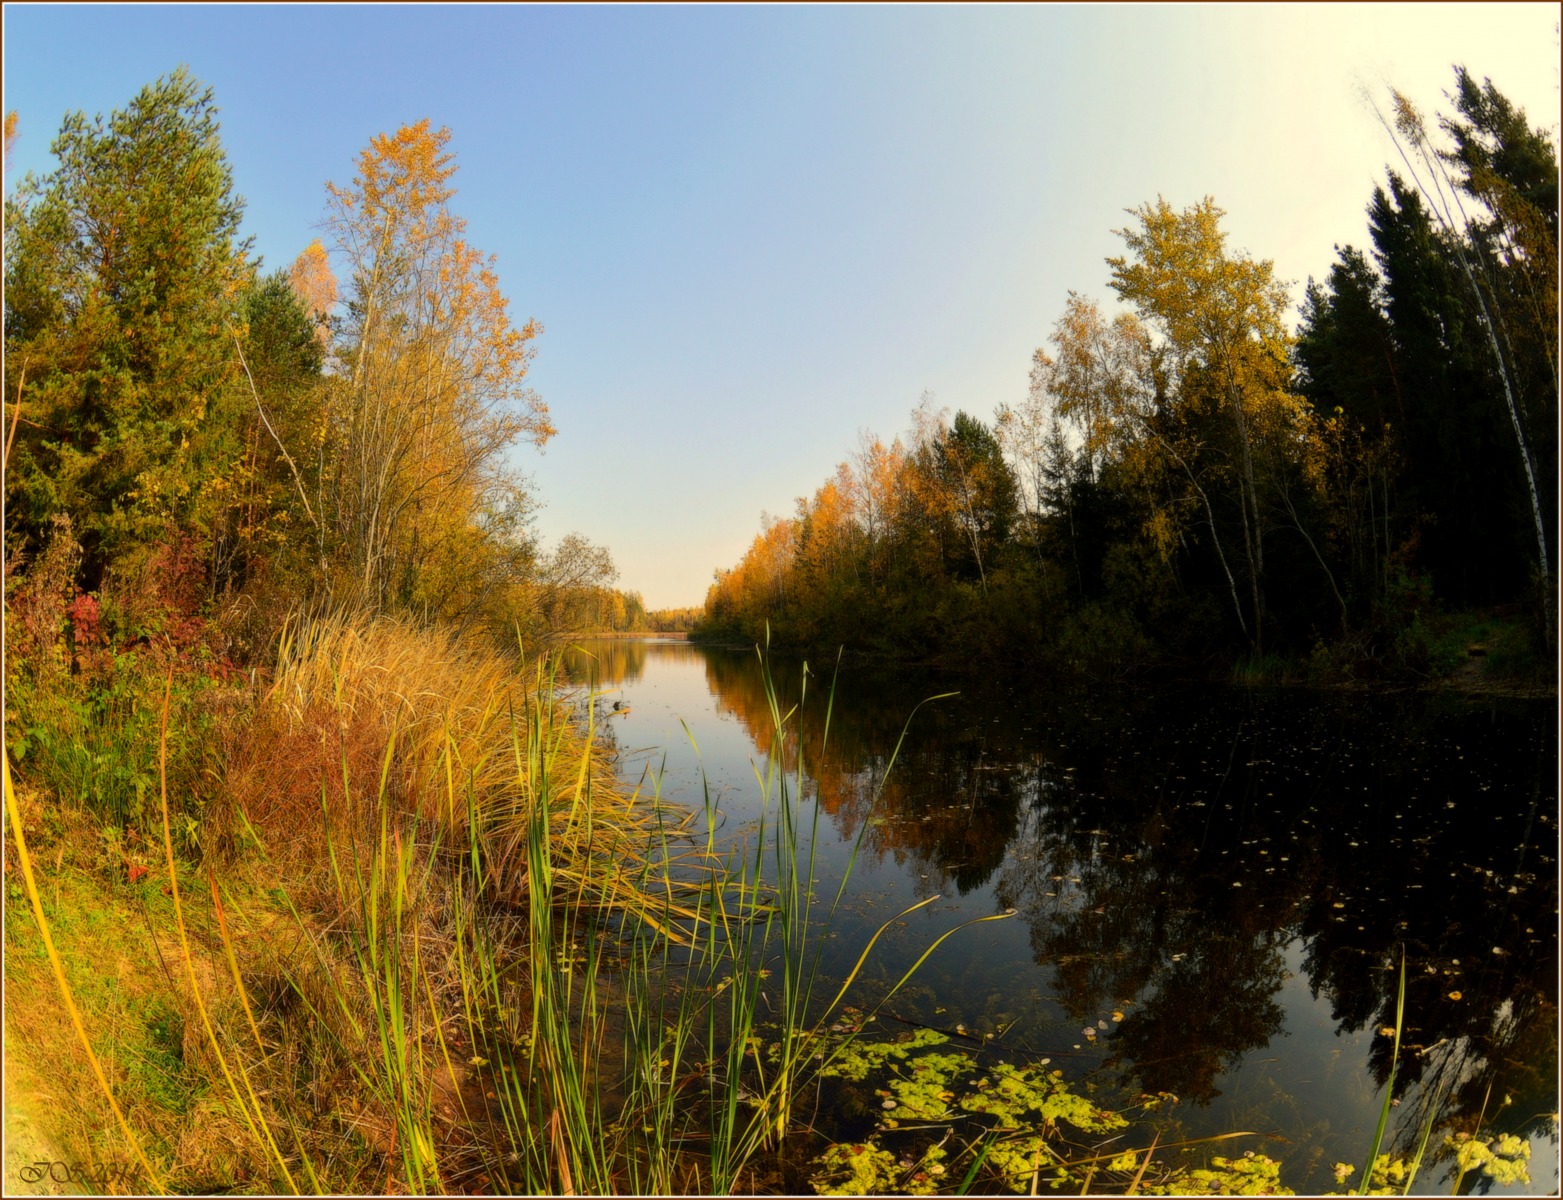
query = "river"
(560, 636, 1558, 1195)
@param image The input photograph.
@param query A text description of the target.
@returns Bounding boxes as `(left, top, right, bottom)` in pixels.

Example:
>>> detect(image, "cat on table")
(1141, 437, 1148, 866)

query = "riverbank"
(693, 600, 1557, 699)
(577, 629, 690, 640)
(3, 612, 681, 1195)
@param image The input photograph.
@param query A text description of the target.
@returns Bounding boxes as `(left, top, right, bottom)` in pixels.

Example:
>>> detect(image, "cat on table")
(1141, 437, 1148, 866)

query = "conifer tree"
(4, 69, 253, 590)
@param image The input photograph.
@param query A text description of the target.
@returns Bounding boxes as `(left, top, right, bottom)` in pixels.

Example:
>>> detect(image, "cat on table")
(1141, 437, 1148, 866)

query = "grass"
(7, 614, 962, 1194)
(1329, 951, 1537, 1197)
(7, 610, 693, 1194)
(1231, 650, 1295, 686)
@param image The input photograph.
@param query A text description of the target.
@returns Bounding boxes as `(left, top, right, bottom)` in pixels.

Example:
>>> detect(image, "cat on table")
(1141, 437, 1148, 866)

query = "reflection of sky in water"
(562, 639, 1559, 1196)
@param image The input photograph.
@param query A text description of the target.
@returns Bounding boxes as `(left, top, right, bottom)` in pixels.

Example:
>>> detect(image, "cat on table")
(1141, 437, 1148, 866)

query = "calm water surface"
(561, 638, 1558, 1195)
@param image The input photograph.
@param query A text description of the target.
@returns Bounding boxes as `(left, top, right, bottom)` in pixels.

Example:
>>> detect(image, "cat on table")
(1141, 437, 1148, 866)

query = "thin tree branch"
(229, 325, 319, 532)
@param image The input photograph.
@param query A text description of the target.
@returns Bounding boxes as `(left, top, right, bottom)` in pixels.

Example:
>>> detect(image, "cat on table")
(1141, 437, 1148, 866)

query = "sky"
(4, 3, 1559, 609)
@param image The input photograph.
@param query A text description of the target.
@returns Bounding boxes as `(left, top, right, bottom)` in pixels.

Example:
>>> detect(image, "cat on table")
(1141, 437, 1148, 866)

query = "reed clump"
(225, 610, 679, 919)
(6, 608, 706, 1194)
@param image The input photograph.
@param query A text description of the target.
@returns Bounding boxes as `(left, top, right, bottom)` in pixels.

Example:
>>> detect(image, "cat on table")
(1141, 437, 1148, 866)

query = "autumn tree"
(849, 431, 910, 587)
(321, 120, 552, 618)
(905, 403, 1017, 594)
(518, 533, 618, 638)
(1014, 296, 1170, 602)
(1107, 198, 1312, 649)
(288, 238, 337, 356)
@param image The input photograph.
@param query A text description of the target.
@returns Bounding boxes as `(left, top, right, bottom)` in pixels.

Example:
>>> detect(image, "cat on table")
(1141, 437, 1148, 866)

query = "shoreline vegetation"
(2, 63, 1554, 1196)
(580, 629, 691, 640)
(688, 603, 1556, 700)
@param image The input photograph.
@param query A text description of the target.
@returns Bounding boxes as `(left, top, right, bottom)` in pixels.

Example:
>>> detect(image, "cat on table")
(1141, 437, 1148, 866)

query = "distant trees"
(645, 604, 703, 633)
(703, 406, 1024, 656)
(703, 67, 1556, 672)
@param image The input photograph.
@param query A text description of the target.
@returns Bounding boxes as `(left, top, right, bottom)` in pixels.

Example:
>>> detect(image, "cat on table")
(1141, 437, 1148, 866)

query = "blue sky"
(5, 4, 1559, 608)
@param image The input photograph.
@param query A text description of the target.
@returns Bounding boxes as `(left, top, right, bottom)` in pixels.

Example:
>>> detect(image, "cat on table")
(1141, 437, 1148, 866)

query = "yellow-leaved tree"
(288, 238, 337, 355)
(321, 120, 553, 619)
(1107, 197, 1315, 650)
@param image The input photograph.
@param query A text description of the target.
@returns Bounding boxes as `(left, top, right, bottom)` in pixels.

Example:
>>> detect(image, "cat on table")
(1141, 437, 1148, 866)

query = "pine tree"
(4, 69, 252, 590)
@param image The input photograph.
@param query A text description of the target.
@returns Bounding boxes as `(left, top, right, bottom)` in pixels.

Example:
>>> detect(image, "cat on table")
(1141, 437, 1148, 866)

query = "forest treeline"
(699, 69, 1558, 681)
(4, 71, 646, 679)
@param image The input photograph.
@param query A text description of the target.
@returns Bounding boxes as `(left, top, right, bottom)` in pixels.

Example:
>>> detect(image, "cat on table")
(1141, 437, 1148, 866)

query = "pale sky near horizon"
(5, 4, 1559, 608)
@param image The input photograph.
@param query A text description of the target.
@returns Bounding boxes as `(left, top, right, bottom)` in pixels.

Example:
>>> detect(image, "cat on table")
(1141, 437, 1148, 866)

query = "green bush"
(7, 647, 224, 843)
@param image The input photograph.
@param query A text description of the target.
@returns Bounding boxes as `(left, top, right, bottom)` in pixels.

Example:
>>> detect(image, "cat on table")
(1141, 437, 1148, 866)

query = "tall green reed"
(572, 638, 1006, 1193)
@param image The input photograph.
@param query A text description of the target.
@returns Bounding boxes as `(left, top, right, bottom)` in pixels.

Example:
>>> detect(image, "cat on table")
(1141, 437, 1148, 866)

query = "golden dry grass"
(226, 610, 695, 920)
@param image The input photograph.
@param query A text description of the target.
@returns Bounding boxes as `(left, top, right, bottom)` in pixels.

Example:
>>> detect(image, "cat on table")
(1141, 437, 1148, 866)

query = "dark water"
(561, 638, 1559, 1195)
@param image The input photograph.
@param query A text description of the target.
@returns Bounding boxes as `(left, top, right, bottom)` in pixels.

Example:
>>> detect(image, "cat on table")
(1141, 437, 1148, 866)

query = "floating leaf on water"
(1448, 991, 1464, 1001)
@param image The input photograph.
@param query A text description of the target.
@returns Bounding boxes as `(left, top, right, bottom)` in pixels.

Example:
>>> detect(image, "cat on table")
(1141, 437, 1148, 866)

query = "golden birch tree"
(322, 120, 552, 615)
(1107, 197, 1299, 649)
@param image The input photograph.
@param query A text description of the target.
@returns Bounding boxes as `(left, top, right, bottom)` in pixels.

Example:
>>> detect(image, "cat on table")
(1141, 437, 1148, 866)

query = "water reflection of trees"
(986, 691, 1557, 1138)
(698, 651, 1021, 894)
(559, 638, 707, 689)
(694, 651, 1557, 1161)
